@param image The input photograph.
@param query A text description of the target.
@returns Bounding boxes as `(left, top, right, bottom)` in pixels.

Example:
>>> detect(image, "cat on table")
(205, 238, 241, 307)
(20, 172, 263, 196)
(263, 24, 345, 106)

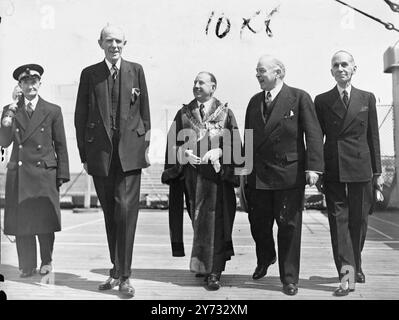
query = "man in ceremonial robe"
(162, 71, 241, 290)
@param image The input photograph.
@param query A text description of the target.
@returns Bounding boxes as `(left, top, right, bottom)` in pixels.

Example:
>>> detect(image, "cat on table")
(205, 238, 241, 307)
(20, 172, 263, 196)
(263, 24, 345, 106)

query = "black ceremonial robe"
(162, 98, 240, 274)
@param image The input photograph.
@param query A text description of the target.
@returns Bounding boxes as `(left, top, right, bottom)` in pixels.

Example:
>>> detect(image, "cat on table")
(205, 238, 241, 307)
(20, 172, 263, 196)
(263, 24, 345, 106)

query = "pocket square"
(131, 88, 141, 105)
(360, 106, 369, 112)
(284, 110, 295, 118)
(132, 87, 141, 97)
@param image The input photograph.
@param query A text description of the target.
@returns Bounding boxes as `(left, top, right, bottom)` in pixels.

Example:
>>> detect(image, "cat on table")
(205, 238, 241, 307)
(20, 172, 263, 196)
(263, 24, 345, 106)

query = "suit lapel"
(329, 87, 347, 119)
(339, 87, 363, 134)
(21, 97, 50, 143)
(93, 61, 111, 135)
(262, 84, 295, 144)
(187, 99, 202, 123)
(120, 59, 134, 120)
(252, 93, 267, 150)
(14, 99, 28, 131)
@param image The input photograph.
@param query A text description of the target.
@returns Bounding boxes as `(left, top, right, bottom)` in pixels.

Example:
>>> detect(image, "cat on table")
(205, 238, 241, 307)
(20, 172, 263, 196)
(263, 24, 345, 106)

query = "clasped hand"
(306, 171, 319, 186)
(373, 175, 384, 192)
(177, 148, 222, 172)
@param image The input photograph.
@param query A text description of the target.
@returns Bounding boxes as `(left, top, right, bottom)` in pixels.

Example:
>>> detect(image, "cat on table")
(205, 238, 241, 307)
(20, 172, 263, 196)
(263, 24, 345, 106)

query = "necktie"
(111, 64, 119, 130)
(342, 90, 349, 108)
(26, 102, 34, 118)
(112, 64, 118, 80)
(199, 104, 205, 121)
(263, 91, 272, 119)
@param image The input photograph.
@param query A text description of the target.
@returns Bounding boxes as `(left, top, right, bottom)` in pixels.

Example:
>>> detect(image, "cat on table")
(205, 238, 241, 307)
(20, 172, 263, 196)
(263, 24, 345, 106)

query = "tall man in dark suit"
(0, 64, 70, 277)
(74, 25, 150, 297)
(314, 51, 382, 296)
(244, 55, 324, 296)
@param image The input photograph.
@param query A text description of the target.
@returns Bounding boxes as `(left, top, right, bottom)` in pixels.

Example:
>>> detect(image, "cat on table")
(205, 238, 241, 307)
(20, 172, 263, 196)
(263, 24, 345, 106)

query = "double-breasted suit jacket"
(315, 86, 382, 275)
(245, 83, 324, 189)
(314, 86, 381, 183)
(0, 97, 70, 235)
(244, 83, 323, 285)
(74, 59, 150, 175)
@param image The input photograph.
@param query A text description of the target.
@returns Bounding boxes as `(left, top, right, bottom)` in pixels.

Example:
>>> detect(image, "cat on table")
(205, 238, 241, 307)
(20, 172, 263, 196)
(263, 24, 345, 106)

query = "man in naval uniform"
(0, 64, 70, 277)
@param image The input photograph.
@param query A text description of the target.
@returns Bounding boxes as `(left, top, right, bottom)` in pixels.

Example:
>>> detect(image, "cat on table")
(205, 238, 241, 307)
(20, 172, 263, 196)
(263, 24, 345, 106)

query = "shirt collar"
(104, 58, 121, 71)
(24, 96, 39, 110)
(196, 97, 214, 113)
(336, 84, 352, 98)
(264, 81, 284, 101)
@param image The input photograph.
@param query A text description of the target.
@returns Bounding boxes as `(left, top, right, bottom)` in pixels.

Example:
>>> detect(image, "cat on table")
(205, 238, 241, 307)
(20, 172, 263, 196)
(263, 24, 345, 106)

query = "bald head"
(98, 25, 127, 64)
(193, 71, 217, 103)
(99, 25, 125, 42)
(258, 55, 286, 79)
(256, 55, 285, 91)
(197, 71, 217, 87)
(331, 50, 355, 67)
(330, 50, 357, 87)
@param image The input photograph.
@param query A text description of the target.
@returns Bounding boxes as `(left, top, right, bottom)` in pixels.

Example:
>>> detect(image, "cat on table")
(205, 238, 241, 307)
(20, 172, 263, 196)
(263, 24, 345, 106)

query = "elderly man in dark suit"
(0, 64, 70, 278)
(314, 51, 382, 296)
(74, 25, 150, 297)
(244, 55, 324, 296)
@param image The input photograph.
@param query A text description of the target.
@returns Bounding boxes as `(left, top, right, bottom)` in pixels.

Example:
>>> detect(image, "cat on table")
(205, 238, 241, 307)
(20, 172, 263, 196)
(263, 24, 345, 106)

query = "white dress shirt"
(196, 97, 214, 116)
(104, 58, 121, 74)
(337, 84, 352, 101)
(265, 81, 284, 102)
(24, 96, 39, 111)
(262, 81, 284, 117)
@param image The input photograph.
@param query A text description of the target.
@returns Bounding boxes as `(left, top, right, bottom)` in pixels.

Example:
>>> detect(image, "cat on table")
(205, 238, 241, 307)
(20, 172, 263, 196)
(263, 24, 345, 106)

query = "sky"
(1, 0, 399, 171)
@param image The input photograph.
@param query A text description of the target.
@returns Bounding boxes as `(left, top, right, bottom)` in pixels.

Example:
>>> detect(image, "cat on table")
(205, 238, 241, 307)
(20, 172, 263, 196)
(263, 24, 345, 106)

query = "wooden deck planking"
(1, 209, 399, 300)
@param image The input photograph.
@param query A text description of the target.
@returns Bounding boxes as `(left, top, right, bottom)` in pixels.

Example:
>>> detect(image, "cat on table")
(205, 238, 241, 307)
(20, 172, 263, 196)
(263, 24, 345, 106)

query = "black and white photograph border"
(1, 0, 399, 304)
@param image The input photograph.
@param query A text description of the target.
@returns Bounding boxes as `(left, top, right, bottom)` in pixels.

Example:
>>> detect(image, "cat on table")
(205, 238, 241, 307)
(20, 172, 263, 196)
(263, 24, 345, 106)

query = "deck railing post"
(384, 44, 399, 208)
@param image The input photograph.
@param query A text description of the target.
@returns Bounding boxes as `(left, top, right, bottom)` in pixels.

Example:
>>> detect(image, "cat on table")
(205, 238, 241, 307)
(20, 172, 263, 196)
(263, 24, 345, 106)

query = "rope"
(384, 0, 399, 12)
(379, 105, 394, 130)
(334, 0, 399, 32)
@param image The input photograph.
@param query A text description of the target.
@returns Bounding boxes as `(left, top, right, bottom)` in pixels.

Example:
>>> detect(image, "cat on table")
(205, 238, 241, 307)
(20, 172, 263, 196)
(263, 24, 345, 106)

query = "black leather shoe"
(207, 273, 221, 291)
(334, 286, 350, 296)
(195, 273, 206, 278)
(20, 269, 36, 278)
(98, 277, 120, 290)
(39, 263, 52, 275)
(252, 256, 277, 280)
(119, 279, 135, 297)
(283, 283, 298, 296)
(356, 271, 365, 283)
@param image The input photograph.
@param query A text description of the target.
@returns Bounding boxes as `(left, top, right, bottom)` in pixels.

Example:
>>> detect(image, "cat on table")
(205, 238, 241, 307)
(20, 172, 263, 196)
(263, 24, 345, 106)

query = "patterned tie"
(26, 102, 34, 118)
(342, 90, 349, 108)
(263, 91, 272, 119)
(112, 64, 118, 80)
(199, 104, 205, 121)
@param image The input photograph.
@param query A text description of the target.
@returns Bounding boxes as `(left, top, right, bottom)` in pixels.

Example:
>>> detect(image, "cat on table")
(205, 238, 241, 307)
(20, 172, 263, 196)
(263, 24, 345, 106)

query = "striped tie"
(26, 102, 34, 118)
(342, 90, 349, 108)
(263, 91, 272, 120)
(112, 64, 118, 80)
